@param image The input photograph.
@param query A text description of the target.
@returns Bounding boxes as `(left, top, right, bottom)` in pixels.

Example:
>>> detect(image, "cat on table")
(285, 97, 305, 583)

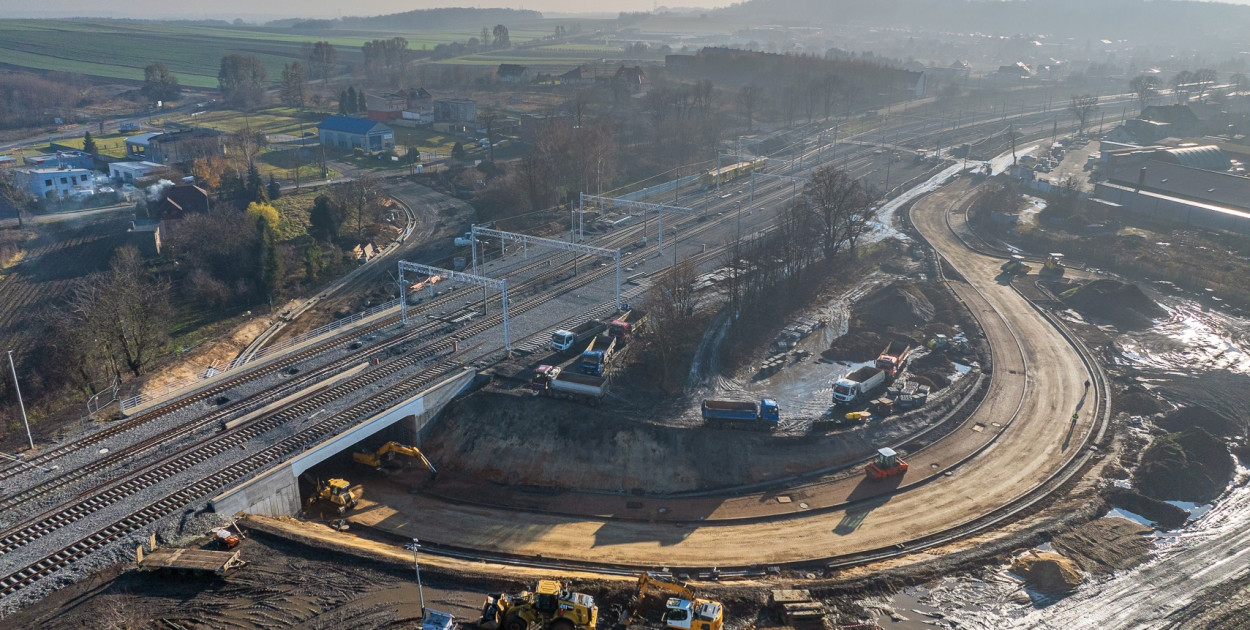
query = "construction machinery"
(310, 478, 363, 515)
(479, 580, 598, 630)
(1041, 252, 1066, 275)
(352, 441, 438, 474)
(875, 343, 911, 379)
(865, 447, 908, 480)
(608, 309, 647, 345)
(1000, 255, 1032, 275)
(619, 573, 724, 630)
(579, 334, 617, 376)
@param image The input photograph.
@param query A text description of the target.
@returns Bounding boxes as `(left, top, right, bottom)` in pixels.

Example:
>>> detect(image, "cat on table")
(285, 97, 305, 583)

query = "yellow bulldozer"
(619, 573, 724, 630)
(309, 478, 363, 515)
(480, 580, 598, 630)
(352, 441, 438, 474)
(1000, 255, 1032, 275)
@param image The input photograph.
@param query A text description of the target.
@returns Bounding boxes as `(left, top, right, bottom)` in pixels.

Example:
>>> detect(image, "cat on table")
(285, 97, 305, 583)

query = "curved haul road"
(364, 181, 1097, 567)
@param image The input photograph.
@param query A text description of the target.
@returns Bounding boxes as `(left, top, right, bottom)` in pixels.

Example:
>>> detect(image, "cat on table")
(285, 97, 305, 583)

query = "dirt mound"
(1134, 427, 1234, 503)
(1059, 279, 1164, 328)
(910, 350, 953, 372)
(1117, 388, 1167, 416)
(1155, 405, 1241, 438)
(851, 280, 935, 330)
(1104, 487, 1189, 529)
(821, 330, 917, 363)
(1052, 517, 1153, 574)
(1011, 551, 1084, 593)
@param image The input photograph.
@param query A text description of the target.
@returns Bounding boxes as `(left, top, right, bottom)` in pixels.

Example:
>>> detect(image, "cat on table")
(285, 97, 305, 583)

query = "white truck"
(832, 366, 888, 406)
(550, 320, 606, 353)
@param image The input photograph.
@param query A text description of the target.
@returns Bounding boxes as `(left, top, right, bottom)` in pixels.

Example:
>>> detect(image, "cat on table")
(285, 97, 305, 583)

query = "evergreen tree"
(358, 89, 368, 113)
(82, 131, 98, 155)
(266, 174, 282, 200)
(246, 163, 265, 203)
(257, 216, 284, 301)
(338, 92, 348, 115)
(309, 194, 341, 242)
(346, 87, 358, 114)
(303, 241, 324, 282)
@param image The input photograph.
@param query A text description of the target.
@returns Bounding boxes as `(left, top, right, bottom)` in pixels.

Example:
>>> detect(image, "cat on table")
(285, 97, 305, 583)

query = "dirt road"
(337, 179, 1097, 568)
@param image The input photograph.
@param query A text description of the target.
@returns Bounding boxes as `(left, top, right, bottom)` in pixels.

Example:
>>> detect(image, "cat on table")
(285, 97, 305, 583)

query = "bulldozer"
(309, 478, 363, 515)
(480, 580, 598, 630)
(352, 441, 438, 474)
(619, 573, 724, 630)
(1000, 255, 1032, 275)
(865, 447, 908, 480)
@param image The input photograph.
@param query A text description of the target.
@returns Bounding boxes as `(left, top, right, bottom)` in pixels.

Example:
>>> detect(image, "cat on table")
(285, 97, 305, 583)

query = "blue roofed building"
(317, 115, 395, 154)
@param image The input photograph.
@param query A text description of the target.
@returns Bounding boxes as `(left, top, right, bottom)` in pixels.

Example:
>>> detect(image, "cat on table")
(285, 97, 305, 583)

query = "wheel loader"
(479, 580, 598, 630)
(1000, 255, 1032, 275)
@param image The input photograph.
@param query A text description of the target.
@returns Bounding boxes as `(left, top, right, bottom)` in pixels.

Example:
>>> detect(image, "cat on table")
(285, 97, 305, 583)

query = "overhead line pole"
(472, 225, 623, 309)
(399, 260, 512, 350)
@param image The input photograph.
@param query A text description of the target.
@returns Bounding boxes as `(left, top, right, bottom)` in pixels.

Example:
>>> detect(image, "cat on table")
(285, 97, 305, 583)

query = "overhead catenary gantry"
(469, 225, 625, 310)
(398, 260, 513, 351)
(580, 194, 695, 256)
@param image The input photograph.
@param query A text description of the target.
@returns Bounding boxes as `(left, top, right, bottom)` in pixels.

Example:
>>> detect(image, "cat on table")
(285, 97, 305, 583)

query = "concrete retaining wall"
(210, 368, 475, 517)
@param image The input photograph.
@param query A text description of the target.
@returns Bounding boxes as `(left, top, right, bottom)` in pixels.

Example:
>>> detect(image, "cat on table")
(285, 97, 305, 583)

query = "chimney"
(1138, 166, 1147, 189)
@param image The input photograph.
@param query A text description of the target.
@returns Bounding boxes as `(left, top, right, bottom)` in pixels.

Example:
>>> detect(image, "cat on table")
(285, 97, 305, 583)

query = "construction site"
(5, 72, 1250, 630)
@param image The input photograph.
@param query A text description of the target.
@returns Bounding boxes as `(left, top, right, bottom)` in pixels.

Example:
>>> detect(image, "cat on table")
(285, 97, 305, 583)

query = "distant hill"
(268, 8, 543, 31)
(715, 0, 1250, 42)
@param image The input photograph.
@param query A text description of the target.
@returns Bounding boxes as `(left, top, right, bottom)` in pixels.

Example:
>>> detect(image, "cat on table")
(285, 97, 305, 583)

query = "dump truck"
(875, 343, 911, 379)
(352, 441, 437, 474)
(865, 447, 908, 479)
(579, 334, 616, 376)
(608, 309, 647, 345)
(701, 398, 780, 430)
(531, 365, 608, 405)
(551, 321, 606, 353)
(309, 478, 363, 515)
(1000, 255, 1032, 275)
(618, 573, 724, 630)
(480, 580, 598, 630)
(832, 366, 887, 405)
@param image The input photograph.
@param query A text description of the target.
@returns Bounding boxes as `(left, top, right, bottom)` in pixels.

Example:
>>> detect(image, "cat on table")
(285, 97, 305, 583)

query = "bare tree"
(1068, 94, 1098, 135)
(642, 256, 700, 388)
(1172, 70, 1194, 104)
(480, 108, 500, 163)
(567, 88, 593, 128)
(805, 166, 878, 261)
(70, 247, 171, 378)
(303, 41, 338, 83)
(1129, 75, 1160, 113)
(334, 174, 383, 242)
(737, 84, 763, 132)
(279, 62, 309, 109)
(1193, 68, 1218, 101)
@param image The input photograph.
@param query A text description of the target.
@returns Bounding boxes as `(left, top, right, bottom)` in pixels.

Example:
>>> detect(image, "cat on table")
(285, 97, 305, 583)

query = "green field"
(0, 19, 560, 89)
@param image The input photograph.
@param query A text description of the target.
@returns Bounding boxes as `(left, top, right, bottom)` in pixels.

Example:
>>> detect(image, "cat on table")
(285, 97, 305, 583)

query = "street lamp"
(406, 538, 426, 617)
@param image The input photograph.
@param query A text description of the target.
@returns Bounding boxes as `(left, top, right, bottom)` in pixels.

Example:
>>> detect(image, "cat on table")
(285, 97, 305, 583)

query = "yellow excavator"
(310, 478, 363, 515)
(352, 441, 438, 474)
(619, 573, 724, 630)
(480, 580, 599, 630)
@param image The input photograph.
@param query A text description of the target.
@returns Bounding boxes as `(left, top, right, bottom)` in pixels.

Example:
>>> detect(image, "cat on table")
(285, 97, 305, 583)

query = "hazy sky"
(0, 0, 730, 20)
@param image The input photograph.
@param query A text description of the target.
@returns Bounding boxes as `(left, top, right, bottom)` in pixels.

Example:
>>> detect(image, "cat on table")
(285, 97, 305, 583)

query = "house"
(110, 161, 166, 183)
(23, 150, 95, 170)
(433, 98, 478, 124)
(147, 128, 225, 165)
(317, 115, 395, 153)
(366, 88, 435, 123)
(997, 62, 1035, 78)
(497, 64, 531, 83)
(126, 220, 161, 256)
(125, 132, 162, 159)
(16, 166, 93, 199)
(1140, 104, 1206, 137)
(613, 66, 647, 91)
(559, 66, 595, 85)
(154, 184, 210, 222)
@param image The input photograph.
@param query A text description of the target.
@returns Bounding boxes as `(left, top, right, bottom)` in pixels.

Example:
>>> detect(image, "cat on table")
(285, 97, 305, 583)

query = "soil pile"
(1053, 517, 1154, 574)
(1011, 551, 1084, 593)
(1134, 427, 1234, 503)
(1117, 387, 1167, 416)
(821, 330, 917, 362)
(851, 280, 936, 329)
(1155, 405, 1241, 437)
(1059, 279, 1164, 328)
(1104, 487, 1189, 529)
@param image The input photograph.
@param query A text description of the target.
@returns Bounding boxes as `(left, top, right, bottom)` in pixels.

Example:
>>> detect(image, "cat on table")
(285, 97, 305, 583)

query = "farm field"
(0, 19, 581, 88)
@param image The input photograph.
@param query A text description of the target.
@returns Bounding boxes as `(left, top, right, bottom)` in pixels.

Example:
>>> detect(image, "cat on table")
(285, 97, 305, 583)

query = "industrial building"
(16, 166, 93, 199)
(317, 116, 395, 153)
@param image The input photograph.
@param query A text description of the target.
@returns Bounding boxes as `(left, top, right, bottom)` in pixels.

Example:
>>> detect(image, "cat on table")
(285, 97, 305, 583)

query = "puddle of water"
(1105, 507, 1154, 528)
(1167, 500, 1213, 521)
(1115, 297, 1250, 376)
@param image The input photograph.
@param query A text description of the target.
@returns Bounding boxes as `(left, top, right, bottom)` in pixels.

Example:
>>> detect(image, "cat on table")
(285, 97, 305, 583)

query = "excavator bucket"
(480, 595, 504, 630)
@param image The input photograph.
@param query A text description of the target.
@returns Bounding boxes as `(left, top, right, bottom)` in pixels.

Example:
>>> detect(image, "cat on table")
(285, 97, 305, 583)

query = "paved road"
(344, 178, 1098, 567)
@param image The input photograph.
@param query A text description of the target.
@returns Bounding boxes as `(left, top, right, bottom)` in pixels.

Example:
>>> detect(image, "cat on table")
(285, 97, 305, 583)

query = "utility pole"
(408, 538, 426, 617)
(7, 350, 33, 450)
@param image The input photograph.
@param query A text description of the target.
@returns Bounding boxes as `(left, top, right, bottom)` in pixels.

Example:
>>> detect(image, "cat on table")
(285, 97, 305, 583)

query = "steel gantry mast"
(579, 194, 695, 257)
(398, 260, 513, 351)
(470, 225, 624, 310)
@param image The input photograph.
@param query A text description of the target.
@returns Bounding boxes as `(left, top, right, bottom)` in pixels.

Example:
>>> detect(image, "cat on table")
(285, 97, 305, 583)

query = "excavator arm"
(353, 441, 439, 473)
(637, 573, 695, 602)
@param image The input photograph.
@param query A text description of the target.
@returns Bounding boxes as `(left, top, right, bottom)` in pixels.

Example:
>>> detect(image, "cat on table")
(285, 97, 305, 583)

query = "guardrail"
(119, 298, 401, 413)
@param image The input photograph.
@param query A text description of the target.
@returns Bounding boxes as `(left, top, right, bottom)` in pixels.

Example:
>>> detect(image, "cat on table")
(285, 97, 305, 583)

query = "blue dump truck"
(578, 334, 617, 376)
(701, 398, 780, 431)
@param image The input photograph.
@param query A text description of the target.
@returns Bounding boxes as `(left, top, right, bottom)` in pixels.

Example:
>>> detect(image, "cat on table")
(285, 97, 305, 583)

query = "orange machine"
(865, 447, 908, 479)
